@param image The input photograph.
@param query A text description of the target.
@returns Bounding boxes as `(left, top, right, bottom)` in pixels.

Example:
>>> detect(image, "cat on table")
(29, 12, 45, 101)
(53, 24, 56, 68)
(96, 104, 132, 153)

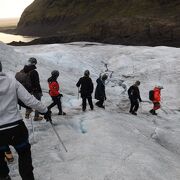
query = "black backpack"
(15, 70, 32, 92)
(149, 90, 154, 101)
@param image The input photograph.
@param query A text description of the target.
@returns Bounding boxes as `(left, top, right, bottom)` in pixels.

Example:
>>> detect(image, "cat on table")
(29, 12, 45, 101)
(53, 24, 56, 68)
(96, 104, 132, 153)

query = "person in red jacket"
(47, 70, 66, 115)
(149, 85, 164, 115)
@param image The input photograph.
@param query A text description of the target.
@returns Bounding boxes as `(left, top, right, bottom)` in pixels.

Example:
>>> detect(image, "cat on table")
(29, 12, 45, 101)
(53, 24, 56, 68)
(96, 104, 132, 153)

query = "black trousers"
(33, 92, 42, 118)
(48, 96, 62, 114)
(129, 98, 139, 112)
(0, 122, 34, 180)
(82, 96, 93, 111)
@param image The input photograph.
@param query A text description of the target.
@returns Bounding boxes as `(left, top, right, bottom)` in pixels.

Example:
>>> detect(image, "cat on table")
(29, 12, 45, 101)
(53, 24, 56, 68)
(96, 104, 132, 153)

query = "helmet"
(102, 74, 108, 80)
(28, 57, 37, 65)
(84, 70, 90, 76)
(0, 61, 2, 72)
(51, 70, 59, 77)
(135, 80, 140, 86)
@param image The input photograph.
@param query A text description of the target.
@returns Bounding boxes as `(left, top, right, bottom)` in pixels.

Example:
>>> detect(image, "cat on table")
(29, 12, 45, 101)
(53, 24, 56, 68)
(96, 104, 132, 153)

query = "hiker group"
(0, 58, 164, 180)
(128, 80, 163, 116)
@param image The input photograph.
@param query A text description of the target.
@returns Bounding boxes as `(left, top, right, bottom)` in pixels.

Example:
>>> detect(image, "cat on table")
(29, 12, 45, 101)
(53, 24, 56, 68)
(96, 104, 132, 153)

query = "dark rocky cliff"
(16, 0, 180, 46)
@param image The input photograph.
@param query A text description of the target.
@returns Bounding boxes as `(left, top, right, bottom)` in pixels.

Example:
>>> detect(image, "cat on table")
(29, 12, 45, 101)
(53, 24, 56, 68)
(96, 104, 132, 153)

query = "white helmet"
(155, 85, 164, 89)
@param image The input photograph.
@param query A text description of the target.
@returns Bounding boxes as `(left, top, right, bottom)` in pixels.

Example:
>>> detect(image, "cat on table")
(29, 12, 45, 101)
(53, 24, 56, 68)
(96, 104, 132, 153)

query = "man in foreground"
(0, 61, 50, 180)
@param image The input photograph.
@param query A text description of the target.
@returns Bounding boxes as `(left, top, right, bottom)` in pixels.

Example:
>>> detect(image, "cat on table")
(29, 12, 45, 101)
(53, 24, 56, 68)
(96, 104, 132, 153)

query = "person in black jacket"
(128, 80, 142, 115)
(95, 74, 108, 108)
(76, 70, 94, 111)
(26, 57, 43, 121)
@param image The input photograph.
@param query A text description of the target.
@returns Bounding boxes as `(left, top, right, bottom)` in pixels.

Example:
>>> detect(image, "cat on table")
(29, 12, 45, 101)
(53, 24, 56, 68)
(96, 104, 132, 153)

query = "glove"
(57, 94, 63, 98)
(104, 96, 107, 101)
(43, 110, 52, 122)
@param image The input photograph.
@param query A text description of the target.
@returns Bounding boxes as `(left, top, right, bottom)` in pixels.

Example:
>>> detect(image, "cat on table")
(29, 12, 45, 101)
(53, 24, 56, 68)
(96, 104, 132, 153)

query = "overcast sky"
(0, 0, 34, 18)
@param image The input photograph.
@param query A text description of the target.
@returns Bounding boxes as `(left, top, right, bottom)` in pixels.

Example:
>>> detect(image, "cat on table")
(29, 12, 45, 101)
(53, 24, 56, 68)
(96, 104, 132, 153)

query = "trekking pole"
(30, 115, 35, 143)
(49, 119, 68, 152)
(78, 87, 80, 99)
(141, 100, 151, 103)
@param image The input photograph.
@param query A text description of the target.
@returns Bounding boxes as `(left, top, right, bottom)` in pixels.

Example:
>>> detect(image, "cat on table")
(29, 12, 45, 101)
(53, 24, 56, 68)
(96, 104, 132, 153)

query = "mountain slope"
(16, 0, 180, 46)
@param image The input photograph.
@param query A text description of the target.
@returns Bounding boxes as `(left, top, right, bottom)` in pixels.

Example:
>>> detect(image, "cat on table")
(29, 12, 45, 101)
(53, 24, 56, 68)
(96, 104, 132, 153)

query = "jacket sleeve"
(128, 86, 132, 97)
(76, 78, 82, 87)
(16, 81, 47, 113)
(138, 90, 142, 102)
(90, 79, 94, 93)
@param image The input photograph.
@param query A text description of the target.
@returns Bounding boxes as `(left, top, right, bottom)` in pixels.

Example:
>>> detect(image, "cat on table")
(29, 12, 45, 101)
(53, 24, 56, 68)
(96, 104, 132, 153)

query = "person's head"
(84, 70, 90, 77)
(51, 70, 59, 78)
(0, 61, 2, 72)
(101, 74, 108, 81)
(28, 57, 37, 65)
(135, 80, 140, 86)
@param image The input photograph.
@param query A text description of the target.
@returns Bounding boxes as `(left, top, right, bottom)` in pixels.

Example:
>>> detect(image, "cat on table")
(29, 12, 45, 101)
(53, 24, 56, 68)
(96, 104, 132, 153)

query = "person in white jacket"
(0, 61, 51, 180)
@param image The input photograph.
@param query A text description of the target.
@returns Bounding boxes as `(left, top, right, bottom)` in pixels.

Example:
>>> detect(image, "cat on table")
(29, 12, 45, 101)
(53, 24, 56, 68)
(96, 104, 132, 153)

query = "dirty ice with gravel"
(0, 41, 180, 180)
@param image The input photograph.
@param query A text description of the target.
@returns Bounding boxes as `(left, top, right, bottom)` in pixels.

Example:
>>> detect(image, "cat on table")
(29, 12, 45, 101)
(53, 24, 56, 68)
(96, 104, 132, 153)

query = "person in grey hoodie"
(0, 61, 51, 180)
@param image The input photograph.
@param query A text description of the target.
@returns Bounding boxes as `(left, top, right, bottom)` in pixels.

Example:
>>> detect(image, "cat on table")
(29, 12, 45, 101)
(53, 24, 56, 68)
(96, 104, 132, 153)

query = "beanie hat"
(84, 70, 90, 76)
(28, 57, 37, 65)
(135, 80, 140, 86)
(0, 61, 2, 72)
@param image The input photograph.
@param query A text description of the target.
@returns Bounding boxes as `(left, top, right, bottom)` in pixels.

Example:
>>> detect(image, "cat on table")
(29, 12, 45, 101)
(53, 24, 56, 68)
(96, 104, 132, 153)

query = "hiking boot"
(33, 116, 43, 121)
(150, 109, 157, 115)
(5, 152, 14, 163)
(132, 111, 137, 115)
(58, 112, 66, 115)
(95, 104, 105, 109)
(0, 175, 11, 180)
(152, 111, 157, 115)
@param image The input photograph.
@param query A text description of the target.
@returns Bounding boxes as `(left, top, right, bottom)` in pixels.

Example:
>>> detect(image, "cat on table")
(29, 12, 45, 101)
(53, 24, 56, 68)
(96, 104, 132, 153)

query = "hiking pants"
(82, 96, 93, 111)
(0, 121, 34, 180)
(48, 96, 63, 114)
(33, 92, 42, 118)
(153, 102, 160, 110)
(95, 99, 104, 108)
(129, 98, 139, 112)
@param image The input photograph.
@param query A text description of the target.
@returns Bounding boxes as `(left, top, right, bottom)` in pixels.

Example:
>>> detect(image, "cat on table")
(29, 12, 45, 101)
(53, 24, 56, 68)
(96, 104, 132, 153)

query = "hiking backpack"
(149, 90, 154, 101)
(15, 70, 32, 92)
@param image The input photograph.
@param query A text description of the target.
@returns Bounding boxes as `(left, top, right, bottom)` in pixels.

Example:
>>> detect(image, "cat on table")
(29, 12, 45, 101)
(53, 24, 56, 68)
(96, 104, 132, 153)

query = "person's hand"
(44, 110, 52, 122)
(104, 96, 107, 100)
(57, 94, 63, 98)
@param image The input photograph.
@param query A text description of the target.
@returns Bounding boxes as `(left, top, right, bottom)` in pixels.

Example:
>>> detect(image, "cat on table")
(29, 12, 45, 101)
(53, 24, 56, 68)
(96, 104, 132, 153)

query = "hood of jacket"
(23, 64, 36, 73)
